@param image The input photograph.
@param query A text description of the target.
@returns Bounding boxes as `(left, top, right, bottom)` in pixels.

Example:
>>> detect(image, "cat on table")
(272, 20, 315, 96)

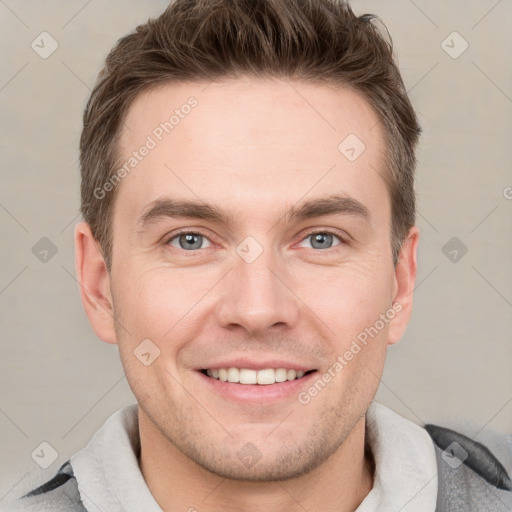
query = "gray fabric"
(0, 461, 87, 512)
(426, 423, 512, 491)
(433, 443, 512, 512)
(3, 424, 511, 511)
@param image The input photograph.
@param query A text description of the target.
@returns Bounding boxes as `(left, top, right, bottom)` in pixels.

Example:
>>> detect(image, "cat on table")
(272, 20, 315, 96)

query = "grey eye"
(297, 232, 342, 250)
(169, 233, 211, 251)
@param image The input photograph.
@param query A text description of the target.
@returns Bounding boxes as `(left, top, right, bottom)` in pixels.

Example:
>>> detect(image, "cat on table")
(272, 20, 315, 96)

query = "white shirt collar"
(356, 402, 438, 511)
(71, 403, 161, 512)
(71, 401, 438, 512)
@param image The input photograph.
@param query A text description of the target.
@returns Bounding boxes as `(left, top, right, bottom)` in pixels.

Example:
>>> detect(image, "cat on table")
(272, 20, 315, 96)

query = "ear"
(74, 221, 117, 344)
(387, 226, 419, 346)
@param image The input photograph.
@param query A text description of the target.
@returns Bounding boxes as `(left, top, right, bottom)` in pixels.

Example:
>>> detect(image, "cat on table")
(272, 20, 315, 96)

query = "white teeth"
(256, 369, 275, 385)
(275, 368, 288, 382)
(203, 367, 312, 385)
(239, 369, 257, 384)
(227, 367, 239, 383)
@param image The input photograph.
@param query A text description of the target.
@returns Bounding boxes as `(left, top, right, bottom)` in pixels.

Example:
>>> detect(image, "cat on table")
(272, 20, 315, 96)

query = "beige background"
(1, 0, 511, 500)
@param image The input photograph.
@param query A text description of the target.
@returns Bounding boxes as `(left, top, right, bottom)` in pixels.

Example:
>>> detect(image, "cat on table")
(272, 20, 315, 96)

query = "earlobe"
(74, 221, 117, 344)
(387, 226, 419, 346)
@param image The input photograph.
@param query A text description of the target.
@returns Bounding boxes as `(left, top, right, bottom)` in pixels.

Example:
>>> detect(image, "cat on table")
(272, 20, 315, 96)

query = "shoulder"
(425, 423, 512, 491)
(425, 423, 512, 511)
(0, 460, 87, 512)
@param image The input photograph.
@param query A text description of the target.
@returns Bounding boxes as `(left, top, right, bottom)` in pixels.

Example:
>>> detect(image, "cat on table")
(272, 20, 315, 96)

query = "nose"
(215, 246, 300, 335)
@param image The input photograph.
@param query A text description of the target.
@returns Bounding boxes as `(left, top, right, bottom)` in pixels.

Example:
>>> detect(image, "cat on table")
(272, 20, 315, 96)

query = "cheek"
(295, 257, 394, 335)
(112, 267, 198, 402)
(113, 264, 217, 343)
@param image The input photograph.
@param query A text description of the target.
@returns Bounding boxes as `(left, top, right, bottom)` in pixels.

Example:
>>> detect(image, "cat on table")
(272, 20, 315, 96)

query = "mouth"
(199, 367, 317, 385)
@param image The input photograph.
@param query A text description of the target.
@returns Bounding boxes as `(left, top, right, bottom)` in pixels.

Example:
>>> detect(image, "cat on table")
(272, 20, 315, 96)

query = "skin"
(75, 78, 419, 512)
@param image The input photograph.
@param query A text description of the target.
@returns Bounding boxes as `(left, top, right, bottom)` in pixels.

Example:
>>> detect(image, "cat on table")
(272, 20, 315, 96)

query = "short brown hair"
(80, 0, 421, 271)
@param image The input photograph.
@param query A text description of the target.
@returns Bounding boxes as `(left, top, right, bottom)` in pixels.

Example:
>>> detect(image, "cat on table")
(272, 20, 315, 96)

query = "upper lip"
(196, 358, 317, 372)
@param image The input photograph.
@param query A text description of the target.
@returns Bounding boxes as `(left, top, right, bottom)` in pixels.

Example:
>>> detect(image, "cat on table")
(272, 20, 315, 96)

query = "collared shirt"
(357, 402, 438, 511)
(69, 401, 438, 511)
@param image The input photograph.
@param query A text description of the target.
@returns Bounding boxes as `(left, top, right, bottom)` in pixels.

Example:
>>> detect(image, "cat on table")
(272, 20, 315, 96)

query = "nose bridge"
(216, 240, 299, 333)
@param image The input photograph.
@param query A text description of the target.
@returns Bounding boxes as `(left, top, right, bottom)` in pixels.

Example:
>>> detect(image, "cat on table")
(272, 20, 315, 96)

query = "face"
(76, 78, 418, 481)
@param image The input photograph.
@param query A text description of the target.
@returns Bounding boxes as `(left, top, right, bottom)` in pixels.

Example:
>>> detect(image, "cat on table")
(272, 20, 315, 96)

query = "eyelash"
(163, 228, 347, 255)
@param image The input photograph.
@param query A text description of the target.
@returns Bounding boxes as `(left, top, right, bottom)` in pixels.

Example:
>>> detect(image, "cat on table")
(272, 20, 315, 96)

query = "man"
(4, 0, 511, 511)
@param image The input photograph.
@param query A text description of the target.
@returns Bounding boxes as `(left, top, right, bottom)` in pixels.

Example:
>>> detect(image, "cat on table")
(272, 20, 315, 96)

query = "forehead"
(115, 78, 388, 226)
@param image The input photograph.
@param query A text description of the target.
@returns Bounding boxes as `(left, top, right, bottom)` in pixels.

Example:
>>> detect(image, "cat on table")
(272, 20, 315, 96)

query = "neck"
(139, 412, 374, 512)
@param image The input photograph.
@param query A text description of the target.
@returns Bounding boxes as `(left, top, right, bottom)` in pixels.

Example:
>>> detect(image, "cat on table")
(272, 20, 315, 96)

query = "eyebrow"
(136, 193, 371, 230)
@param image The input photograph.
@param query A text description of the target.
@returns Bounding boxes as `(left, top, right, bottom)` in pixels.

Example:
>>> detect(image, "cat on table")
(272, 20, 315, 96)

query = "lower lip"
(196, 370, 318, 404)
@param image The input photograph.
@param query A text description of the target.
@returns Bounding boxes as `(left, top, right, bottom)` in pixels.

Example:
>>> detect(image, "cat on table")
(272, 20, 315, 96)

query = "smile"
(200, 367, 317, 385)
